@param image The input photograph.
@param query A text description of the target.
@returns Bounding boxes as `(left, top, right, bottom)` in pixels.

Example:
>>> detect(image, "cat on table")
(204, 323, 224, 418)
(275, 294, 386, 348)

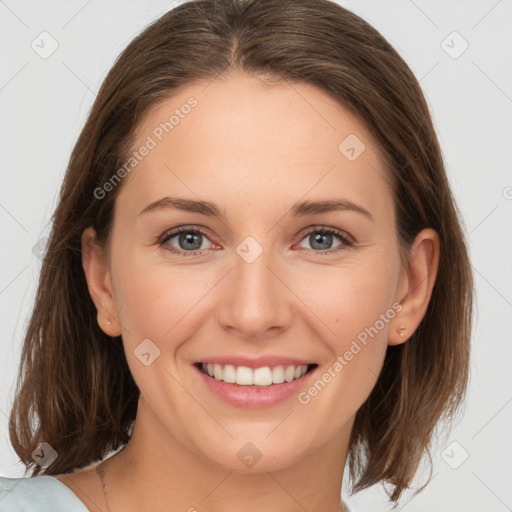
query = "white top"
(0, 475, 356, 511)
(0, 476, 88, 511)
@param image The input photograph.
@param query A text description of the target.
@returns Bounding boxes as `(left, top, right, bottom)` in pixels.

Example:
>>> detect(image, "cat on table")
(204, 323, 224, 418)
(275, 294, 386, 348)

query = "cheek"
(114, 259, 213, 343)
(111, 258, 216, 400)
(292, 257, 400, 341)
(289, 263, 398, 423)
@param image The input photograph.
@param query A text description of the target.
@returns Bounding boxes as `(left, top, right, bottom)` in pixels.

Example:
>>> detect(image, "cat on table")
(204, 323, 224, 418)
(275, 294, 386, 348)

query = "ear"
(388, 228, 440, 346)
(81, 226, 121, 337)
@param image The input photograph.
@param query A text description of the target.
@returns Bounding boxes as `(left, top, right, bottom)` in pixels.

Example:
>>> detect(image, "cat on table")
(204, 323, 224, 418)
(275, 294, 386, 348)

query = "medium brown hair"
(8, 0, 473, 503)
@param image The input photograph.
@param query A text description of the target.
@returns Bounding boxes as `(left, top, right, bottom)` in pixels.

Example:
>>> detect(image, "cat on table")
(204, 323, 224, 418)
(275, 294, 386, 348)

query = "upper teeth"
(201, 363, 309, 386)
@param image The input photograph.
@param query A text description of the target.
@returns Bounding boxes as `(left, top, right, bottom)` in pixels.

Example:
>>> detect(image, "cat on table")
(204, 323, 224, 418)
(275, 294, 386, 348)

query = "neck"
(103, 396, 353, 512)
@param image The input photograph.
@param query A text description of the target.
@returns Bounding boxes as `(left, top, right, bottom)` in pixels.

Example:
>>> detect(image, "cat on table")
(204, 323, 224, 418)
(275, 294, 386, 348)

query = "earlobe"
(81, 227, 121, 337)
(388, 228, 440, 346)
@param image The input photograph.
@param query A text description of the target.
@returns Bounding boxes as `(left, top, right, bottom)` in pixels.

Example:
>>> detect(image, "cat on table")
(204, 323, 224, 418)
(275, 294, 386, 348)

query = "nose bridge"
(216, 234, 294, 338)
(235, 238, 276, 295)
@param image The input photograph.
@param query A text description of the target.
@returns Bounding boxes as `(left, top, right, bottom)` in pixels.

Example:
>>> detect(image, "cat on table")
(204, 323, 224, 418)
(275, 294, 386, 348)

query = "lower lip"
(193, 364, 318, 408)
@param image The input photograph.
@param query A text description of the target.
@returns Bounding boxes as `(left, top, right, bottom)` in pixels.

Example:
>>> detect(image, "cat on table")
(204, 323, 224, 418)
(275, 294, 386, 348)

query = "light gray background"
(1, 1, 511, 511)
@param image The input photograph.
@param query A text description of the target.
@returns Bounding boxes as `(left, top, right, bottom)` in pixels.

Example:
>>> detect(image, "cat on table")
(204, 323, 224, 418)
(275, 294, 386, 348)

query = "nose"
(215, 243, 295, 340)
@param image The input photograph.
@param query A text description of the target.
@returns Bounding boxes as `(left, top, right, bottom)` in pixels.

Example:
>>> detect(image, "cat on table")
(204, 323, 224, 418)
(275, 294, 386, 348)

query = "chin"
(196, 436, 310, 474)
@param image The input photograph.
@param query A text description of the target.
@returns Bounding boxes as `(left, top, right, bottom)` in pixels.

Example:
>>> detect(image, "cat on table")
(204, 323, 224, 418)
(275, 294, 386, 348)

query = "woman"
(0, 0, 473, 510)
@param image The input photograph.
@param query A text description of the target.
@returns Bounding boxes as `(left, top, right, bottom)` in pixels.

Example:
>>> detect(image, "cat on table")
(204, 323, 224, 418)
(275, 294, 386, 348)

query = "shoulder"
(342, 498, 357, 512)
(0, 475, 89, 511)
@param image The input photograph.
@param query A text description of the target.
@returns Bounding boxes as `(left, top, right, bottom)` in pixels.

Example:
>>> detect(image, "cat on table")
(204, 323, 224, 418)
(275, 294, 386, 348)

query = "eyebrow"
(138, 196, 373, 221)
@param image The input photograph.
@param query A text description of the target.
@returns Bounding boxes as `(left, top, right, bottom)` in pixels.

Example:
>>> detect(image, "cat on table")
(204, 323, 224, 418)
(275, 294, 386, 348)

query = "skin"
(55, 71, 439, 512)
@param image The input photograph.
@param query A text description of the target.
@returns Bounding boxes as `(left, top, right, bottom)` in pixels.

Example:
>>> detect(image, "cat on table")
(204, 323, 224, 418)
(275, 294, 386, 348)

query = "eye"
(158, 225, 354, 257)
(159, 227, 216, 256)
(296, 226, 354, 254)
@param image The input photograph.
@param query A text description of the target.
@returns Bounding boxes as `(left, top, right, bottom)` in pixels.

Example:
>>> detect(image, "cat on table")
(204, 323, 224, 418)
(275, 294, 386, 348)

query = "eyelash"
(157, 225, 355, 257)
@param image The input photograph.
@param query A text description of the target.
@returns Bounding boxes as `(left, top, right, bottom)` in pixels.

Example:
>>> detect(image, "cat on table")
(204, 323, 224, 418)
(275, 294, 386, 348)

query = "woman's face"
(85, 71, 414, 472)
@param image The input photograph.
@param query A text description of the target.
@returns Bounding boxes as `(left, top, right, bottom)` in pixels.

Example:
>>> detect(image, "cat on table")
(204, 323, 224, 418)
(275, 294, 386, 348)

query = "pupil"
(180, 232, 201, 251)
(311, 232, 332, 250)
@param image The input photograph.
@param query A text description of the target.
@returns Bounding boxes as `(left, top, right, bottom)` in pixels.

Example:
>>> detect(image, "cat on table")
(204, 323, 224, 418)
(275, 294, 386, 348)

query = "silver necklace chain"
(95, 459, 112, 512)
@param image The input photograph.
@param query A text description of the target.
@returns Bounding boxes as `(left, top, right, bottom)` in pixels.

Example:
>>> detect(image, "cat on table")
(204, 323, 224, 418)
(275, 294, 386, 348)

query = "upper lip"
(195, 355, 317, 369)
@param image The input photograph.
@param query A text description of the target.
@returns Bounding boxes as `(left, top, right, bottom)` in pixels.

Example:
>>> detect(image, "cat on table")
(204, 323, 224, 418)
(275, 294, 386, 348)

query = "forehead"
(118, 71, 393, 221)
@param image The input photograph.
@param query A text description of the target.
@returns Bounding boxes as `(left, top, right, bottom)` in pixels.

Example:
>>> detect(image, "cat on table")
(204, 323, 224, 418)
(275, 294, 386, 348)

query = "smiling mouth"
(194, 362, 318, 387)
